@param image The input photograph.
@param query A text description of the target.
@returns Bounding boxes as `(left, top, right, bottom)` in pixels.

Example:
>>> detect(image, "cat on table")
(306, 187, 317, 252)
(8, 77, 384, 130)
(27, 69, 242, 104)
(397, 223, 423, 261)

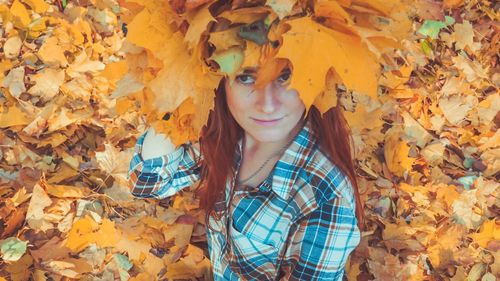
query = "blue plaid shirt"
(128, 119, 361, 280)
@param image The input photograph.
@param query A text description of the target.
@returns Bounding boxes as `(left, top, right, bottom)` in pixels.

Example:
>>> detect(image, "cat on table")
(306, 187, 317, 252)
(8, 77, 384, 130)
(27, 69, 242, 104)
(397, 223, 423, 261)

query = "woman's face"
(225, 67, 306, 143)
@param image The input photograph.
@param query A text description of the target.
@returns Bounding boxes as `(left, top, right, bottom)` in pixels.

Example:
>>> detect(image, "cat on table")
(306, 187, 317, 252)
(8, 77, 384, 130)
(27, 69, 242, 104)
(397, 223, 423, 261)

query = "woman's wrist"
(141, 127, 177, 160)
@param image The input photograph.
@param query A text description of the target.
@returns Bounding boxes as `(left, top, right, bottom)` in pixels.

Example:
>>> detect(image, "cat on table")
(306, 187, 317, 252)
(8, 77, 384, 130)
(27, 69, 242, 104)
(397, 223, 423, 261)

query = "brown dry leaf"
(4, 254, 33, 281)
(9, 187, 31, 207)
(452, 55, 489, 83)
(27, 68, 65, 101)
(452, 21, 482, 52)
(141, 252, 165, 277)
(95, 143, 135, 185)
(30, 236, 71, 262)
(45, 184, 91, 198)
(4, 36, 23, 59)
(438, 94, 478, 125)
(2, 66, 26, 99)
(427, 223, 467, 269)
(452, 190, 484, 229)
(42, 258, 92, 278)
(402, 111, 433, 148)
(25, 182, 53, 232)
(1, 207, 27, 238)
(163, 223, 195, 248)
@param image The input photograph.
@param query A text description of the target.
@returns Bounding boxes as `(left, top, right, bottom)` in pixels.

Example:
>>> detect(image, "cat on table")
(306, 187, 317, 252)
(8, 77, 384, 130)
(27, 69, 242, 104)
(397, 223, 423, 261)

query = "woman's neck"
(243, 119, 304, 157)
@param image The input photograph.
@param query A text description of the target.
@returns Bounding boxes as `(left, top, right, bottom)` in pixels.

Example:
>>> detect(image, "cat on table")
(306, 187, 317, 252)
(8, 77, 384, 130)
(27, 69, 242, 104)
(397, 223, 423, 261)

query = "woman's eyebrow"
(237, 67, 290, 75)
(241, 67, 258, 74)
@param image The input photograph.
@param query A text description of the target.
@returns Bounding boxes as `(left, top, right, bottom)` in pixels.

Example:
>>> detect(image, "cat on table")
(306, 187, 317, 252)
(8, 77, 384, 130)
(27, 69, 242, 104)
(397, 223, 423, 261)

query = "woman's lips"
(251, 117, 284, 126)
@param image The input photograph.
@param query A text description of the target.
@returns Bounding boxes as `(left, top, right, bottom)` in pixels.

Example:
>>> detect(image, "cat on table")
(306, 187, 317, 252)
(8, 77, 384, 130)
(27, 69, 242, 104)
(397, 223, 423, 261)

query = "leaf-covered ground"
(0, 0, 498, 280)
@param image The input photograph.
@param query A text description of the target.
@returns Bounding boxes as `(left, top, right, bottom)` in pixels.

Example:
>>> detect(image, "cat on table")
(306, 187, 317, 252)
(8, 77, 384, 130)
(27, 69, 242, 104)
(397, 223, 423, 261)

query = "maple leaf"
(277, 17, 379, 112)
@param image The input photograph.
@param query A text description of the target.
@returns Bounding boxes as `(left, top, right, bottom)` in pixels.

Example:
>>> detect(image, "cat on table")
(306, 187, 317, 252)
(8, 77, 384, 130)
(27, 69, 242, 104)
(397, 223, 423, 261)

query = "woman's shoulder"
(298, 144, 355, 207)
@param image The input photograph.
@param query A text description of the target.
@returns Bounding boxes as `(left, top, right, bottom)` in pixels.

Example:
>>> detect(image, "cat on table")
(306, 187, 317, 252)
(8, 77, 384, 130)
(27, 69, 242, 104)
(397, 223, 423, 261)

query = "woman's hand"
(141, 127, 176, 160)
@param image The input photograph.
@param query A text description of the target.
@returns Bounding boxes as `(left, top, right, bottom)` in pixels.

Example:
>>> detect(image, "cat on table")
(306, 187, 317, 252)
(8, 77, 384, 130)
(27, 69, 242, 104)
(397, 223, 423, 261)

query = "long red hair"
(195, 78, 365, 231)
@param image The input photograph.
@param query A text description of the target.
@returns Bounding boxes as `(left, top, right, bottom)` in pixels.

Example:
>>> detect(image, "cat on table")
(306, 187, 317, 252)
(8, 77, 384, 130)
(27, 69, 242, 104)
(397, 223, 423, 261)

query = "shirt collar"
(236, 119, 317, 201)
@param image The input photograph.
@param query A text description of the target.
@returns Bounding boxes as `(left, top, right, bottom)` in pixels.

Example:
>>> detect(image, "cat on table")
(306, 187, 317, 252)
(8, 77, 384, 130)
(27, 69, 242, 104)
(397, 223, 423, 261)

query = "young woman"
(128, 65, 364, 280)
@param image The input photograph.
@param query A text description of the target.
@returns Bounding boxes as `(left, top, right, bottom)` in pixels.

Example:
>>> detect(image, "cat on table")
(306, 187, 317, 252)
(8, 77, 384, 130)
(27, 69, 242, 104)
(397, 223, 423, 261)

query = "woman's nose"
(255, 84, 280, 113)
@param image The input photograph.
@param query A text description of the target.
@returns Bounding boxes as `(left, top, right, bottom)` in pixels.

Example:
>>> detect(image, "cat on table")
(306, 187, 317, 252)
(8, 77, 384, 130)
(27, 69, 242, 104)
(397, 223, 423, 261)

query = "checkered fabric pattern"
(128, 119, 361, 280)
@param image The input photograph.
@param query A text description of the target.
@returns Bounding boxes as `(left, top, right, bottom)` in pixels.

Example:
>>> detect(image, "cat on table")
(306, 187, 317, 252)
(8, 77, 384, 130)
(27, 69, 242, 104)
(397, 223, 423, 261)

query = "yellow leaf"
(241, 40, 262, 70)
(469, 219, 498, 248)
(218, 6, 270, 24)
(163, 223, 195, 248)
(344, 104, 384, 131)
(65, 216, 98, 252)
(101, 60, 129, 84)
(38, 37, 69, 67)
(435, 184, 461, 209)
(27, 16, 47, 39)
(0, 104, 31, 128)
(47, 107, 93, 133)
(312, 69, 339, 116)
(443, 0, 464, 8)
(314, 0, 354, 28)
(209, 27, 244, 51)
(277, 17, 379, 112)
(115, 97, 135, 115)
(126, 3, 174, 53)
(130, 272, 155, 281)
(164, 258, 211, 279)
(65, 215, 119, 253)
(10, 0, 31, 28)
(66, 51, 105, 77)
(384, 127, 415, 177)
(23, 0, 49, 13)
(184, 4, 214, 47)
(0, 60, 13, 82)
(116, 237, 151, 261)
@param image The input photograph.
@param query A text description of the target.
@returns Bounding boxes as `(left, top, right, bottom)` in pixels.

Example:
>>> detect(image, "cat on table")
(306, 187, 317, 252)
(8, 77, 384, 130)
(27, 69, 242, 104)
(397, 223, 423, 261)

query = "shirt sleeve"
(278, 195, 361, 281)
(127, 131, 202, 199)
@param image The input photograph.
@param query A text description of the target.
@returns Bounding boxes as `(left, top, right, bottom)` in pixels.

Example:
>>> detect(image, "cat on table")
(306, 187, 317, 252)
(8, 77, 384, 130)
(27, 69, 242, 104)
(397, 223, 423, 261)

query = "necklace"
(237, 136, 294, 185)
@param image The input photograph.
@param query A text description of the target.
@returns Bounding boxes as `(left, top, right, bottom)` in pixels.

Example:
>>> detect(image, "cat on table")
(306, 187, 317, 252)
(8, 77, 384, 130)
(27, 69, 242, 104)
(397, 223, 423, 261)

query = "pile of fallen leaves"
(0, 0, 498, 280)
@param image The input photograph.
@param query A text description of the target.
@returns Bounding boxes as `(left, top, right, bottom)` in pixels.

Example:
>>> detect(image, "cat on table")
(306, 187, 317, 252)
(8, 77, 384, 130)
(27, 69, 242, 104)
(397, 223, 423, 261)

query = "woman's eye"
(277, 71, 291, 83)
(235, 75, 256, 85)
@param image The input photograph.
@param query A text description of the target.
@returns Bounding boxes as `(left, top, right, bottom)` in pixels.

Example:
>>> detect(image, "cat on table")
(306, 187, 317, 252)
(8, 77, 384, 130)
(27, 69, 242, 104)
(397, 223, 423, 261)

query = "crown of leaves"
(119, 0, 402, 145)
